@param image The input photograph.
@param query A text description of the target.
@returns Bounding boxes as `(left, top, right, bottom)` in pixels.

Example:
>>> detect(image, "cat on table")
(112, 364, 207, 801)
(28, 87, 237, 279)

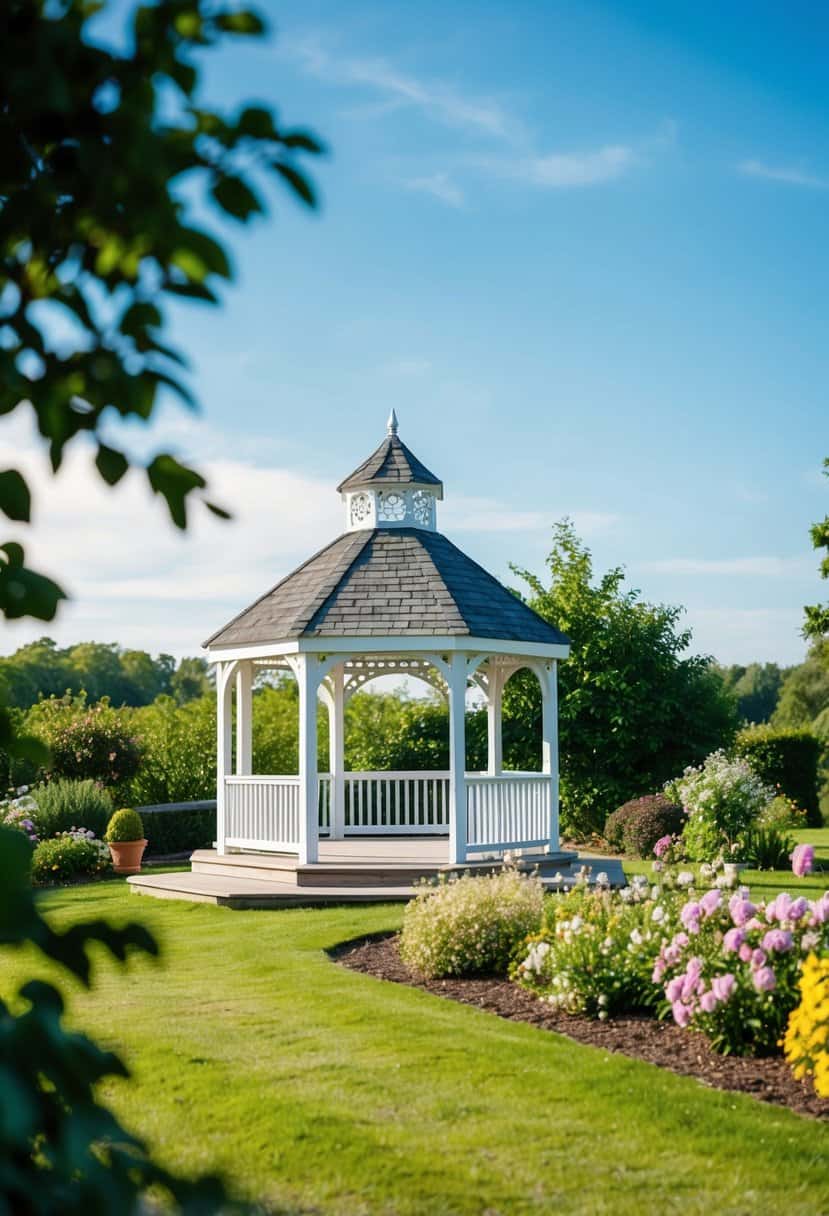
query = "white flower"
(597, 994, 608, 1007)
(594, 871, 610, 888)
(629, 928, 643, 946)
(570, 915, 583, 931)
(618, 886, 633, 904)
(651, 905, 665, 923)
(677, 871, 695, 888)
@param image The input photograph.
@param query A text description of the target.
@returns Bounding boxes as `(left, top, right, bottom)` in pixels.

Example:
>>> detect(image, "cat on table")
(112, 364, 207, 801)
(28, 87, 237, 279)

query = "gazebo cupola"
(203, 415, 570, 868)
(339, 409, 443, 533)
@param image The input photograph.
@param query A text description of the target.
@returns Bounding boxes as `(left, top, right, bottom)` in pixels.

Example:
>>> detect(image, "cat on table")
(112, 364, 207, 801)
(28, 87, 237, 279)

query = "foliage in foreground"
(0, 826, 237, 1212)
(784, 952, 829, 1098)
(399, 865, 544, 979)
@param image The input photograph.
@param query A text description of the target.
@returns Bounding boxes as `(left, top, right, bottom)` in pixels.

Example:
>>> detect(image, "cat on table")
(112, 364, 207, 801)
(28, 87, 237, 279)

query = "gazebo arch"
(204, 411, 570, 868)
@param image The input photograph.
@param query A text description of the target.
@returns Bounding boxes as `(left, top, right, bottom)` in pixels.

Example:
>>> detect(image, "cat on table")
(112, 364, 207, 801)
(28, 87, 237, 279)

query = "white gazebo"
(201, 412, 570, 871)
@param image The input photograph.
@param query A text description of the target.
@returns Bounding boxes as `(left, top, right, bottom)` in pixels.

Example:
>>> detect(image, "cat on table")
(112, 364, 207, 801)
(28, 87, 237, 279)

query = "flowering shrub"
(513, 871, 693, 1017)
(783, 953, 829, 1098)
(758, 793, 808, 832)
(0, 788, 39, 844)
(791, 843, 815, 878)
(655, 887, 829, 1055)
(399, 866, 544, 979)
(603, 794, 685, 858)
(31, 829, 112, 885)
(29, 696, 141, 789)
(670, 751, 774, 862)
(31, 778, 113, 840)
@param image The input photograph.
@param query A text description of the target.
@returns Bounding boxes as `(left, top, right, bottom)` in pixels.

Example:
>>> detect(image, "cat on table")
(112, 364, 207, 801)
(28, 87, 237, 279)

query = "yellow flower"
(783, 953, 829, 1099)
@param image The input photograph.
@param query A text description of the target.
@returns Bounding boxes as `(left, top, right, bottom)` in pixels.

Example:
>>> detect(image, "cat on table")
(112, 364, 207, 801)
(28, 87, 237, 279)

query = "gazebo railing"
(343, 771, 450, 834)
(222, 771, 552, 854)
(465, 773, 550, 853)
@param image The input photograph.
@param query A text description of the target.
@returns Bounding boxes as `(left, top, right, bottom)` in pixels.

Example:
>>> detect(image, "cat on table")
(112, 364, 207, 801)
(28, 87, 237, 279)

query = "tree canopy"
(503, 520, 737, 835)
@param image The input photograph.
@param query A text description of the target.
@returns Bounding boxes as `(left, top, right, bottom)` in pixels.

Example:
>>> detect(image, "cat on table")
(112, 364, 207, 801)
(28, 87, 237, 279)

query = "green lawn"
(2, 881, 828, 1215)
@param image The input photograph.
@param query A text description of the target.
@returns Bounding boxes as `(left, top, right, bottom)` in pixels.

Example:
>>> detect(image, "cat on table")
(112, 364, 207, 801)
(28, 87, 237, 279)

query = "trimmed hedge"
(604, 794, 685, 857)
(139, 801, 215, 856)
(734, 725, 823, 827)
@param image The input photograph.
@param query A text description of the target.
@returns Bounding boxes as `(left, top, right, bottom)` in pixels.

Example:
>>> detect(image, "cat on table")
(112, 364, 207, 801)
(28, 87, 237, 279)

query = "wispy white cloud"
(638, 555, 814, 578)
(481, 144, 636, 189)
(403, 171, 464, 208)
(445, 496, 619, 536)
(737, 159, 829, 189)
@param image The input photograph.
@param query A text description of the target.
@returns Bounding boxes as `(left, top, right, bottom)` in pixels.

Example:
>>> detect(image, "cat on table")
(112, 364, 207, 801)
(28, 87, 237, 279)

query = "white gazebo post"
(541, 660, 560, 852)
(215, 660, 234, 856)
(486, 663, 504, 776)
(448, 651, 468, 865)
(297, 653, 319, 865)
(329, 663, 346, 840)
(235, 660, 253, 775)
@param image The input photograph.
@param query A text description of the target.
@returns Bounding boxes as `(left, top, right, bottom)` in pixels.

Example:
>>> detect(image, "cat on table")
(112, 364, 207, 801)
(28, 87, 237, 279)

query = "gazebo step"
(128, 870, 419, 908)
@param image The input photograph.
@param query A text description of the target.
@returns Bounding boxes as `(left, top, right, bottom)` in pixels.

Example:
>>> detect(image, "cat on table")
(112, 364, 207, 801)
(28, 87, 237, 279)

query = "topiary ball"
(105, 807, 144, 843)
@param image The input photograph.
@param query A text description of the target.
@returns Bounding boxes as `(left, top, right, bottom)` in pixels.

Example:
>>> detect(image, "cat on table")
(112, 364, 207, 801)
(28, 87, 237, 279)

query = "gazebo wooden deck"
(130, 414, 623, 907)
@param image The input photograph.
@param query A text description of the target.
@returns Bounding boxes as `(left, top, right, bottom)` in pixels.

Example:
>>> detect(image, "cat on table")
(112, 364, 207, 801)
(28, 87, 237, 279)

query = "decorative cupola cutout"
(337, 410, 443, 533)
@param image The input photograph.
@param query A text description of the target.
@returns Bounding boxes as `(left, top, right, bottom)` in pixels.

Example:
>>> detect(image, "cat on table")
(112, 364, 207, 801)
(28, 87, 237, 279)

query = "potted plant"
(105, 808, 147, 875)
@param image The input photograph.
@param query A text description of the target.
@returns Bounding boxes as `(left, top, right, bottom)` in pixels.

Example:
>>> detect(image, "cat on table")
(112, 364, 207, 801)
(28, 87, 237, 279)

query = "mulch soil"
(334, 933, 829, 1121)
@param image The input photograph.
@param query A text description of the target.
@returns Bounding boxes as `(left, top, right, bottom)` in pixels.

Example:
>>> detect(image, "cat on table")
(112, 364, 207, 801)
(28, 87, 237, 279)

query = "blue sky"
(6, 0, 829, 664)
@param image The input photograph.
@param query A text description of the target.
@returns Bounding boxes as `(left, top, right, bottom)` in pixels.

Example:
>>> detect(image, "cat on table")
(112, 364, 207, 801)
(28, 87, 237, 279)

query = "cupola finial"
(386, 408, 399, 436)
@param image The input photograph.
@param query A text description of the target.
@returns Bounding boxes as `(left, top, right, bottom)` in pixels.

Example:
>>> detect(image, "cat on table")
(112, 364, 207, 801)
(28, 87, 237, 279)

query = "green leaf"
(282, 130, 325, 154)
(211, 174, 263, 220)
(0, 543, 66, 621)
(204, 499, 231, 520)
(237, 106, 277, 139)
(273, 160, 316, 207)
(0, 469, 31, 522)
(95, 445, 129, 486)
(214, 9, 265, 35)
(147, 454, 207, 530)
(120, 301, 162, 339)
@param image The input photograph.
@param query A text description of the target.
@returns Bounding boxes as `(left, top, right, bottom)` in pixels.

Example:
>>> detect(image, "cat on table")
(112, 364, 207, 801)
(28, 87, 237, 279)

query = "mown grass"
(2, 880, 828, 1215)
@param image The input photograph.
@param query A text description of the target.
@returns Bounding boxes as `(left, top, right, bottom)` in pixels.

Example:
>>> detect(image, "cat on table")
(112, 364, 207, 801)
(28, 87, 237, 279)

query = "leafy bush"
(671, 751, 774, 862)
(28, 696, 141, 789)
(735, 725, 822, 827)
(514, 870, 691, 1016)
(141, 803, 215, 855)
(604, 795, 685, 857)
(105, 808, 144, 843)
(31, 830, 111, 885)
(654, 886, 829, 1055)
(757, 793, 808, 831)
(743, 825, 796, 871)
(784, 953, 829, 1098)
(31, 778, 112, 839)
(129, 695, 216, 804)
(399, 866, 544, 978)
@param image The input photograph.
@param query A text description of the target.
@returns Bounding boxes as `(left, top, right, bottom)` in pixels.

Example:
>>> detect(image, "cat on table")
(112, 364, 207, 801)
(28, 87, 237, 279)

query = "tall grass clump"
(31, 779, 113, 839)
(399, 865, 544, 979)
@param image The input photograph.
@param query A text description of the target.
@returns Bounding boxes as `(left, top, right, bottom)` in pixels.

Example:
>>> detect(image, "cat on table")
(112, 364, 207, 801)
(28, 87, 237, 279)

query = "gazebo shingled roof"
(205, 527, 568, 647)
(336, 422, 442, 493)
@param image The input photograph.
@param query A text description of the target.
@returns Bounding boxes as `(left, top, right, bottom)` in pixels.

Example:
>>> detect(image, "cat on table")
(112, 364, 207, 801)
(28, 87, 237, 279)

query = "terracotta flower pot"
(108, 838, 148, 875)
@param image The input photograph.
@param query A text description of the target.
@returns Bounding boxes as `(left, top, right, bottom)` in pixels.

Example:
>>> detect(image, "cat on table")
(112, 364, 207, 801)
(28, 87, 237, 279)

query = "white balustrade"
(223, 771, 551, 853)
(344, 771, 450, 834)
(465, 773, 551, 853)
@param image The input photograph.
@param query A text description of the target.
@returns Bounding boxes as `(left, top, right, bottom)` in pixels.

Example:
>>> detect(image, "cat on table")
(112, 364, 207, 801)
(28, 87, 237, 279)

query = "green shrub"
(141, 804, 215, 855)
(734, 725, 822, 827)
(31, 779, 112, 839)
(399, 867, 544, 979)
(604, 794, 685, 857)
(129, 695, 216, 804)
(757, 793, 808, 831)
(28, 696, 142, 789)
(31, 831, 111, 885)
(743, 824, 796, 871)
(105, 807, 144, 843)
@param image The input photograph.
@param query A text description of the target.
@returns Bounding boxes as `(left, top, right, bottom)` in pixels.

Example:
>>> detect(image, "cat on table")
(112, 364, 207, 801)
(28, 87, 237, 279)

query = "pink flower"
(761, 929, 793, 954)
(809, 893, 829, 926)
(723, 928, 744, 953)
(791, 844, 815, 878)
(711, 973, 736, 1002)
(789, 897, 809, 922)
(752, 966, 776, 993)
(738, 943, 753, 964)
(665, 976, 684, 1003)
(672, 1000, 692, 1028)
(680, 901, 701, 933)
(700, 889, 722, 918)
(765, 893, 792, 924)
(728, 895, 756, 927)
(699, 991, 718, 1014)
(750, 948, 767, 970)
(653, 834, 673, 859)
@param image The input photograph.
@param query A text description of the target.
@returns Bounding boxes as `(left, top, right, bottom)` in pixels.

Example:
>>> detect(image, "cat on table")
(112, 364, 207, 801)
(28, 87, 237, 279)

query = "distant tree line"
(0, 638, 212, 708)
